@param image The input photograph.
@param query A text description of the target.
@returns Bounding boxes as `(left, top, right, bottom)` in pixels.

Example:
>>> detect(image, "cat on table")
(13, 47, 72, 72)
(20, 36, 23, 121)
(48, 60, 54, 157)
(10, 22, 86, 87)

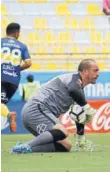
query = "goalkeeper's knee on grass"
(50, 124, 72, 152)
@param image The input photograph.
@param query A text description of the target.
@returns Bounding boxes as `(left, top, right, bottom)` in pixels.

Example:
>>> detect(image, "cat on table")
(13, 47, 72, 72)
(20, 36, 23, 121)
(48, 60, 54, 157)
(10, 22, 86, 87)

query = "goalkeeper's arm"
(68, 84, 96, 123)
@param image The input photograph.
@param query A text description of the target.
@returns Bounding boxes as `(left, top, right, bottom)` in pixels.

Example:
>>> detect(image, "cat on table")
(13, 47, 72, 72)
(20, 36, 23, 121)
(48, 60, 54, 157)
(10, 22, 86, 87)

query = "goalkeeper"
(12, 59, 99, 153)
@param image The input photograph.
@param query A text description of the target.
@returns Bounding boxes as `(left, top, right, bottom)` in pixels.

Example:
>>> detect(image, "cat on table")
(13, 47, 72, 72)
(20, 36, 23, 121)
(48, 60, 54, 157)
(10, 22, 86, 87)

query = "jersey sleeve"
(22, 45, 30, 61)
(68, 79, 87, 106)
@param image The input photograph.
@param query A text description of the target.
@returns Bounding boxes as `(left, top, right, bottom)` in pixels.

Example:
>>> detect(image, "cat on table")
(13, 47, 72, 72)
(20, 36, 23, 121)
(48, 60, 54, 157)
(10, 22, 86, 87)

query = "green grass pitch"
(1, 134, 110, 172)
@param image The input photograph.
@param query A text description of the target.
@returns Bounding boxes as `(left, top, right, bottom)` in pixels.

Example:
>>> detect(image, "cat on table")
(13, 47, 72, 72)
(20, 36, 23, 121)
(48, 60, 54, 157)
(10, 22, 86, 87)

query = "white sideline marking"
(1, 167, 110, 172)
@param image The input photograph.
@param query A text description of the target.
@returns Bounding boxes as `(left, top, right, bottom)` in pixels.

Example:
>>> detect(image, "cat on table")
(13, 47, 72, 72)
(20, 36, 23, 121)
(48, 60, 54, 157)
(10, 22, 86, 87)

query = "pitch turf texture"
(1, 134, 110, 172)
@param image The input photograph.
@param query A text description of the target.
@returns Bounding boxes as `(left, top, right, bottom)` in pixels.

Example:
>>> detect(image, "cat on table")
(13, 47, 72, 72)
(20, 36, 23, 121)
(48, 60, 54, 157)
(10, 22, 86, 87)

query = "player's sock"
(27, 131, 53, 147)
(75, 122, 84, 135)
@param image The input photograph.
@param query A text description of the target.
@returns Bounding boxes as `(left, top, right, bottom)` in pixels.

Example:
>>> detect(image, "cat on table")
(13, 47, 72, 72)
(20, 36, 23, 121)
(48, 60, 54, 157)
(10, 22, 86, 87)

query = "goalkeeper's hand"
(70, 104, 96, 124)
(82, 104, 96, 123)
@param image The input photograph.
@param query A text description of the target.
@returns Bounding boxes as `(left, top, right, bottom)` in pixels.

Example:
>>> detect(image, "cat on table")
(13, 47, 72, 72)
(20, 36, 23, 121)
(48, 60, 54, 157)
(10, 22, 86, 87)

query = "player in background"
(12, 59, 99, 153)
(1, 23, 32, 132)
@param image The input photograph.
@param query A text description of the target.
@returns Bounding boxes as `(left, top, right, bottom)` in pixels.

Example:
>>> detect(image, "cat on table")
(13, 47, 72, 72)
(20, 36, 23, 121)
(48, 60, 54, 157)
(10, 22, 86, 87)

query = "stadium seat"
(56, 4, 71, 15)
(43, 32, 56, 45)
(45, 62, 58, 70)
(65, 17, 78, 29)
(58, 32, 71, 44)
(1, 19, 8, 29)
(30, 63, 42, 70)
(71, 46, 80, 53)
(90, 31, 103, 44)
(84, 46, 96, 53)
(101, 46, 110, 53)
(61, 62, 74, 70)
(34, 0, 48, 2)
(53, 47, 64, 54)
(105, 32, 110, 44)
(97, 61, 106, 70)
(80, 18, 95, 30)
(34, 17, 47, 29)
(87, 3, 103, 15)
(1, 4, 8, 15)
(27, 32, 35, 45)
(36, 47, 47, 54)
(64, 0, 79, 2)
(18, 0, 33, 2)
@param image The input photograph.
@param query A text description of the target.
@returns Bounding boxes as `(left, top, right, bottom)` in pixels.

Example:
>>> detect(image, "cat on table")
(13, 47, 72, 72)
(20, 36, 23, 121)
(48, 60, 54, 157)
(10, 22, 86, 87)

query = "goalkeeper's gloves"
(82, 104, 96, 123)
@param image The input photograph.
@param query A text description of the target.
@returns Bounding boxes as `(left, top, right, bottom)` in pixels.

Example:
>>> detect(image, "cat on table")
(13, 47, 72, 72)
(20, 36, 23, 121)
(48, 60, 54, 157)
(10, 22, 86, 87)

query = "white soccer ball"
(70, 104, 87, 123)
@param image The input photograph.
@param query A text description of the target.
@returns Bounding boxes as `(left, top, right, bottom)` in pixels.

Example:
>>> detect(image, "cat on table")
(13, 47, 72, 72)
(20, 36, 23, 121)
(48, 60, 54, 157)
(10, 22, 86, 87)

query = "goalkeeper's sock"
(76, 122, 85, 135)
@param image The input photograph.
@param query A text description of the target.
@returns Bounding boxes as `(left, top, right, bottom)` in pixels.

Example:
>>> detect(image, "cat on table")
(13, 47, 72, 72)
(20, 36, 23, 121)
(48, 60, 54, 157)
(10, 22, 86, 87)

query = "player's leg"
(75, 122, 93, 151)
(12, 103, 72, 153)
(1, 83, 17, 132)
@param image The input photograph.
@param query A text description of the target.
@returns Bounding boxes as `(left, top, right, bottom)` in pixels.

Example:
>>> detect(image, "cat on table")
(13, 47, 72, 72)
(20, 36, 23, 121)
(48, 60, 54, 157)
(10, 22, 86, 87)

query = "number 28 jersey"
(1, 37, 30, 86)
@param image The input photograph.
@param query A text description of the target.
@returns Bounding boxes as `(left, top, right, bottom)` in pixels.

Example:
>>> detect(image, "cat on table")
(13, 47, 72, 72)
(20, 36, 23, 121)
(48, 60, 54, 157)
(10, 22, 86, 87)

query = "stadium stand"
(1, 0, 110, 71)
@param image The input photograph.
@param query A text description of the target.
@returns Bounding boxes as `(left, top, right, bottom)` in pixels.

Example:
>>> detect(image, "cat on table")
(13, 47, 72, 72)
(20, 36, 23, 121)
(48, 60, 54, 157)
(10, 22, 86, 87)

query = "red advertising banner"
(59, 100, 110, 134)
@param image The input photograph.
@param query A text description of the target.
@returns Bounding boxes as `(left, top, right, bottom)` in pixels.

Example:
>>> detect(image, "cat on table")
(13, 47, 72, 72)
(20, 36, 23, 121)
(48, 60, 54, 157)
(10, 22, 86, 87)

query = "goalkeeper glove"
(82, 104, 96, 123)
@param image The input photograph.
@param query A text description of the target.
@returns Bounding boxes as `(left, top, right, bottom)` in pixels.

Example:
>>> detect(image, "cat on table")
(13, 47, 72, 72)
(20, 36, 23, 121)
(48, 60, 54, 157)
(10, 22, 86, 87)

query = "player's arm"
(20, 45, 32, 71)
(68, 82, 96, 123)
(20, 59, 32, 71)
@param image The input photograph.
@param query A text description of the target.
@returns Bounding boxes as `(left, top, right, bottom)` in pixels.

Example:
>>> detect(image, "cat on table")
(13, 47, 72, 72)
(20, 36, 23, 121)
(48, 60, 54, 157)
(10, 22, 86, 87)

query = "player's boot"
(75, 134, 94, 152)
(8, 112, 17, 132)
(11, 142, 32, 154)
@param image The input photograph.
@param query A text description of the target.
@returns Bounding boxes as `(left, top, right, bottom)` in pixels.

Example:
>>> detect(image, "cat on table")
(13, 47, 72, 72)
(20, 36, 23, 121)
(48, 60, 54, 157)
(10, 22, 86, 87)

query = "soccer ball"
(70, 104, 87, 123)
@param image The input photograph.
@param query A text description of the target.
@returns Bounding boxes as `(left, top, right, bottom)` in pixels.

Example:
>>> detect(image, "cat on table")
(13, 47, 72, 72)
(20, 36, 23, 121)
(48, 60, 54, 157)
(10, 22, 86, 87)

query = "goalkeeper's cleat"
(8, 112, 17, 132)
(11, 143, 32, 154)
(75, 134, 94, 152)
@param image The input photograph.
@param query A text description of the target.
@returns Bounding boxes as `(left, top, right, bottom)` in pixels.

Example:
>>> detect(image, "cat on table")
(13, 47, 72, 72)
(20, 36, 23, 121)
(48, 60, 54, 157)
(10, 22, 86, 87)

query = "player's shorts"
(21, 101, 60, 136)
(1, 82, 18, 104)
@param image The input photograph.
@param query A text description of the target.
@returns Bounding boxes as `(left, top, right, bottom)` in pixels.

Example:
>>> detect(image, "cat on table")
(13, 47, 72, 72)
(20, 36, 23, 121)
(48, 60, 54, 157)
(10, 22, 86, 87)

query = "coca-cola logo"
(60, 102, 110, 133)
(92, 102, 110, 131)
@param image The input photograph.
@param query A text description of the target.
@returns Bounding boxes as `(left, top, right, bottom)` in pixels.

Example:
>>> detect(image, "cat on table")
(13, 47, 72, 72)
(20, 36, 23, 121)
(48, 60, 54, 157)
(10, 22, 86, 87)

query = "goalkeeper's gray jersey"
(28, 72, 86, 118)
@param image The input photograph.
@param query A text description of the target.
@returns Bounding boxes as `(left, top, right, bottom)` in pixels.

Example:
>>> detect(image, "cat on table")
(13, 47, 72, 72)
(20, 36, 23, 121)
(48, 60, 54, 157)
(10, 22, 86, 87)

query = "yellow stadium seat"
(36, 47, 47, 54)
(65, 0, 79, 2)
(34, 18, 47, 29)
(53, 47, 64, 54)
(84, 46, 96, 53)
(1, 4, 8, 15)
(90, 31, 103, 44)
(27, 32, 35, 45)
(101, 46, 110, 53)
(105, 32, 110, 44)
(35, 33, 40, 44)
(1, 19, 8, 29)
(97, 61, 105, 70)
(56, 4, 70, 15)
(87, 4, 103, 15)
(34, 0, 48, 2)
(45, 62, 58, 70)
(58, 32, 71, 44)
(18, 0, 32, 3)
(65, 17, 78, 29)
(80, 18, 95, 30)
(61, 62, 74, 70)
(43, 32, 56, 44)
(71, 46, 80, 53)
(30, 63, 41, 70)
